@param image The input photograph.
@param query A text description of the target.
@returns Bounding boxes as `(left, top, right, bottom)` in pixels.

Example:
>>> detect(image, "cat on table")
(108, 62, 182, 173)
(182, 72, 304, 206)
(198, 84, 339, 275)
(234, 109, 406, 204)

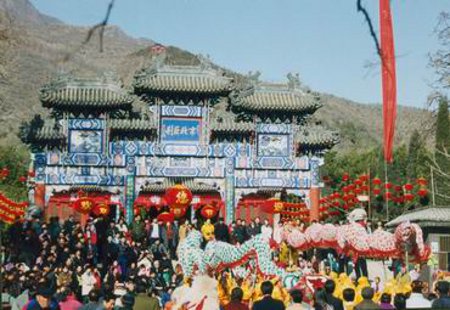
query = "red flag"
(380, 0, 397, 163)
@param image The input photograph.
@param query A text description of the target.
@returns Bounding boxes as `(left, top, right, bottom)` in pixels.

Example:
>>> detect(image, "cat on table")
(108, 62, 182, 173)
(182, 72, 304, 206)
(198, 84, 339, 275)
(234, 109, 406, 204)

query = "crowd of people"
(1, 214, 449, 310)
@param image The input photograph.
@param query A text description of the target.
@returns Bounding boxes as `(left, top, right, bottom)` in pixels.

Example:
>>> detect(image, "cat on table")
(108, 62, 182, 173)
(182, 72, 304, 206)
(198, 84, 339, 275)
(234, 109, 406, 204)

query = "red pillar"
(310, 187, 320, 222)
(246, 206, 251, 223)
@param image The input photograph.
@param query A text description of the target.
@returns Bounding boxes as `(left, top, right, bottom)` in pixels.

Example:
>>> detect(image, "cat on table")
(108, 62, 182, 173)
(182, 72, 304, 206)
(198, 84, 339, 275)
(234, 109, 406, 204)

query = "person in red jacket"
(224, 287, 248, 310)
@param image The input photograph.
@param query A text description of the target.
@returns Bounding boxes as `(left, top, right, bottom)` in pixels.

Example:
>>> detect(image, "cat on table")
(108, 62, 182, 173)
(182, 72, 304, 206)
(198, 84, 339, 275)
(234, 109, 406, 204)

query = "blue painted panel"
(257, 124, 291, 133)
(161, 118, 201, 143)
(161, 105, 202, 117)
(69, 119, 105, 130)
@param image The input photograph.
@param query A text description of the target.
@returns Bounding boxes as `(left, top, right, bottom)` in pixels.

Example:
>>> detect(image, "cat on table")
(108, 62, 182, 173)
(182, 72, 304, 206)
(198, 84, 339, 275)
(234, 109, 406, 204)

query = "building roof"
(133, 62, 233, 95)
(209, 104, 254, 134)
(140, 179, 220, 194)
(109, 118, 157, 132)
(40, 73, 134, 109)
(294, 125, 339, 148)
(34, 120, 66, 142)
(232, 73, 322, 113)
(386, 206, 450, 228)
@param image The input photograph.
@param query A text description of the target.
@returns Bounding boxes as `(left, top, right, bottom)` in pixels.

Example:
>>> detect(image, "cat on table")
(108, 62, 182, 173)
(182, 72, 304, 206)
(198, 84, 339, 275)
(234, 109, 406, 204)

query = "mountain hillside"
(0, 0, 435, 153)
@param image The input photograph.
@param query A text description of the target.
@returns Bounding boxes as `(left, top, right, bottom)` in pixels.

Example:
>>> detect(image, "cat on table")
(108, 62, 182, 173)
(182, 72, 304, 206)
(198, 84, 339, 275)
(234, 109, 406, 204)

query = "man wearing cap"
(25, 284, 59, 310)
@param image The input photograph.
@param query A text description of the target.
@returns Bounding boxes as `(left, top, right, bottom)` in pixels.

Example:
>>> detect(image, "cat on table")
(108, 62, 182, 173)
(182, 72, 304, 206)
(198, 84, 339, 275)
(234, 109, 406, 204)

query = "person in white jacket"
(81, 267, 97, 303)
(261, 219, 273, 241)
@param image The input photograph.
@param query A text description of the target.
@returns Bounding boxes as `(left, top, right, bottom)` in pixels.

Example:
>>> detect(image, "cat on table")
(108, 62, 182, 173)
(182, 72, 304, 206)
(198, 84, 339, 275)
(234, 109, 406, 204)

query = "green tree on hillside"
(406, 130, 430, 180)
(434, 97, 450, 205)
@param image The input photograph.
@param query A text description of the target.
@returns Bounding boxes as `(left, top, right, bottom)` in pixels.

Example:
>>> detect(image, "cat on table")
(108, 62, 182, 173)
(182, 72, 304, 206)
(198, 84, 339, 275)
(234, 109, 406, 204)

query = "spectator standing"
(286, 289, 310, 310)
(224, 287, 248, 310)
(323, 280, 344, 310)
(342, 288, 356, 310)
(133, 286, 161, 310)
(379, 293, 394, 310)
(252, 281, 285, 310)
(214, 218, 230, 243)
(393, 294, 406, 310)
(261, 220, 273, 241)
(406, 281, 431, 309)
(432, 281, 450, 309)
(354, 287, 379, 310)
(58, 288, 82, 310)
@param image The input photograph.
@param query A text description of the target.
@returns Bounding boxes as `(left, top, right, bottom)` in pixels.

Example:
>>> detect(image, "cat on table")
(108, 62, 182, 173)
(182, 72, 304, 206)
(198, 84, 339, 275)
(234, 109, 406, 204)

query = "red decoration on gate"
(200, 204, 218, 219)
(73, 197, 95, 214)
(164, 184, 193, 208)
(262, 198, 284, 214)
(92, 203, 110, 216)
(170, 206, 187, 219)
(157, 211, 175, 223)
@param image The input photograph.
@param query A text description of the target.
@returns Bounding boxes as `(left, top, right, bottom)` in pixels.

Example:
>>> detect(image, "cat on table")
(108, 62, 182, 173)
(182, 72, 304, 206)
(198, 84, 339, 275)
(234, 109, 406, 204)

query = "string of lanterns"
(319, 173, 430, 220)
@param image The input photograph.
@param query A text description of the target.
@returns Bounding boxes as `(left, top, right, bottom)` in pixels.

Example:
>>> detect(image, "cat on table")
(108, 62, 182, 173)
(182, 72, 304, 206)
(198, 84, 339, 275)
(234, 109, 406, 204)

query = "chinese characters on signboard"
(161, 118, 201, 143)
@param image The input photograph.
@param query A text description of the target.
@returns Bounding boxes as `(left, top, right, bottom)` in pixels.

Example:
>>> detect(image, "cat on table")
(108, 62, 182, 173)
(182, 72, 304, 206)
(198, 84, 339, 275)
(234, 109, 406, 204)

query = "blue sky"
(32, 0, 448, 108)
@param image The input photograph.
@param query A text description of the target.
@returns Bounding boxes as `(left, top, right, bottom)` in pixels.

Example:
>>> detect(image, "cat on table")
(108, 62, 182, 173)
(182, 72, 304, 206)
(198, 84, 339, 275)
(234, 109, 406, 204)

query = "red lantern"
(262, 198, 284, 214)
(342, 186, 350, 193)
(157, 211, 175, 223)
(417, 189, 428, 197)
(28, 170, 35, 177)
(333, 192, 341, 199)
(417, 177, 428, 186)
(384, 192, 392, 201)
(201, 205, 218, 219)
(384, 182, 392, 190)
(373, 188, 382, 196)
(342, 173, 350, 182)
(164, 184, 193, 208)
(18, 176, 27, 183)
(404, 183, 414, 191)
(359, 175, 369, 182)
(332, 201, 340, 207)
(372, 178, 382, 185)
(360, 185, 369, 192)
(170, 206, 187, 219)
(404, 193, 415, 201)
(394, 185, 402, 192)
(92, 203, 110, 216)
(73, 197, 95, 214)
(354, 179, 363, 186)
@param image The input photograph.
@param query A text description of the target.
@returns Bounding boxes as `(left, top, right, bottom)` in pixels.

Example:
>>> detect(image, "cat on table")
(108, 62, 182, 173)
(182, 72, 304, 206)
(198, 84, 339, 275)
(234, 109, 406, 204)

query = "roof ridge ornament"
(247, 71, 261, 85)
(152, 51, 167, 70)
(287, 72, 301, 90)
(102, 71, 120, 84)
(197, 54, 213, 71)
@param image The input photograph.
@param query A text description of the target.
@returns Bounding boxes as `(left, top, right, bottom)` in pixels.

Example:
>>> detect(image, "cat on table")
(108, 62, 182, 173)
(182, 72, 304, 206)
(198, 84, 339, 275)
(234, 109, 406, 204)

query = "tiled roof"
(40, 73, 133, 109)
(294, 125, 339, 148)
(109, 118, 157, 132)
(386, 206, 450, 227)
(133, 64, 233, 94)
(34, 120, 65, 141)
(140, 179, 219, 194)
(209, 107, 254, 133)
